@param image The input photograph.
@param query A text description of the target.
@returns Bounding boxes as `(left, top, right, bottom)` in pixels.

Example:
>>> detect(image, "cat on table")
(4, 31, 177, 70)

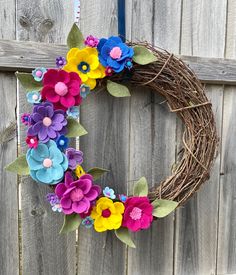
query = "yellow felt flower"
(91, 197, 124, 232)
(75, 165, 85, 178)
(63, 47, 106, 90)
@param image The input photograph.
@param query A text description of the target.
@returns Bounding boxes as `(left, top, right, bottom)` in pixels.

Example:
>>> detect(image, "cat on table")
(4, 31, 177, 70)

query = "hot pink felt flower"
(55, 171, 101, 215)
(41, 69, 82, 110)
(122, 197, 153, 232)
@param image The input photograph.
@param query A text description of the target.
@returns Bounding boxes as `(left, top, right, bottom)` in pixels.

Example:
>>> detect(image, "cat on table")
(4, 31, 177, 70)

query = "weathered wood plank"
(0, 1, 19, 274)
(77, 1, 128, 275)
(1, 39, 236, 84)
(126, 1, 181, 274)
(17, 1, 76, 275)
(174, 0, 226, 274)
(217, 0, 236, 273)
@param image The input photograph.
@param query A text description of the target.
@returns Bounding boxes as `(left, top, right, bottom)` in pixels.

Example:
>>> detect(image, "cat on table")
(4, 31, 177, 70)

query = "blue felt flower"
(56, 135, 69, 151)
(103, 187, 116, 200)
(119, 194, 128, 203)
(82, 216, 94, 228)
(97, 36, 134, 73)
(27, 91, 42, 104)
(80, 84, 90, 99)
(26, 140, 68, 185)
(66, 106, 80, 119)
(32, 67, 47, 82)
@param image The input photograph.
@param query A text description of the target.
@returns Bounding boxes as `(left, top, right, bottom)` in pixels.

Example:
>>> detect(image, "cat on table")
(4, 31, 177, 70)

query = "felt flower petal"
(55, 183, 67, 198)
(36, 168, 53, 184)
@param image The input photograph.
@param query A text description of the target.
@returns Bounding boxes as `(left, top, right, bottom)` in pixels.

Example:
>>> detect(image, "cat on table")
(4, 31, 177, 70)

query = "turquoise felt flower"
(82, 216, 94, 228)
(32, 67, 47, 82)
(103, 187, 116, 199)
(27, 91, 41, 104)
(26, 140, 68, 185)
(66, 106, 80, 119)
(80, 84, 90, 99)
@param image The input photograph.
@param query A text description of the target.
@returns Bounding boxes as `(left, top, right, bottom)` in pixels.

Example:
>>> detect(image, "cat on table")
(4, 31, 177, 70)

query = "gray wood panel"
(17, 1, 76, 275)
(77, 1, 128, 275)
(0, 1, 19, 274)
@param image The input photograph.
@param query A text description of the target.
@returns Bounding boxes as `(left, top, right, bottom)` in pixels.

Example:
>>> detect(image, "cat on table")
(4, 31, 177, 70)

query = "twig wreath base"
(5, 24, 218, 247)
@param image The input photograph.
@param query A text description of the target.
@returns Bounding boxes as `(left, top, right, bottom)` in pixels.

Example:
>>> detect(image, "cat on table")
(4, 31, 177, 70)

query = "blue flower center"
(59, 140, 65, 146)
(78, 62, 90, 73)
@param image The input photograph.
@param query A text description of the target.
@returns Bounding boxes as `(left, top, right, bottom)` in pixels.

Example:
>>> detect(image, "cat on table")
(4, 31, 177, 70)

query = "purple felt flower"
(55, 172, 101, 215)
(65, 148, 83, 170)
(84, 35, 99, 47)
(27, 101, 67, 143)
(56, 56, 66, 68)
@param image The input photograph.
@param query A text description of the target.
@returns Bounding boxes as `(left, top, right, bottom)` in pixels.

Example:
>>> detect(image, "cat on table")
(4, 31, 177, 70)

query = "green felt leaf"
(115, 227, 136, 248)
(60, 213, 82, 234)
(66, 118, 88, 138)
(133, 177, 148, 197)
(67, 23, 85, 49)
(87, 167, 109, 180)
(107, 80, 131, 97)
(133, 45, 158, 65)
(16, 72, 43, 92)
(152, 199, 178, 218)
(5, 154, 29, 176)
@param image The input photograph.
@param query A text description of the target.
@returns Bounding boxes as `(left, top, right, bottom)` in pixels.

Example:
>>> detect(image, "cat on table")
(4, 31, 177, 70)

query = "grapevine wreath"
(6, 24, 218, 247)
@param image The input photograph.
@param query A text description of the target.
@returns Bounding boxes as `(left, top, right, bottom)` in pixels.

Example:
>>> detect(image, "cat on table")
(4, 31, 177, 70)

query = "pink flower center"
(55, 82, 68, 96)
(43, 158, 52, 168)
(110, 47, 122, 59)
(30, 138, 35, 144)
(102, 209, 111, 218)
(32, 94, 39, 100)
(42, 117, 52, 127)
(70, 188, 84, 202)
(130, 207, 142, 220)
(35, 70, 43, 77)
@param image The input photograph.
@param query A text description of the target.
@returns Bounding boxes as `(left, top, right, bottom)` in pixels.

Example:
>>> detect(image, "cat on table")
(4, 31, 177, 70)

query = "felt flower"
(52, 204, 62, 212)
(97, 36, 134, 73)
(66, 106, 80, 119)
(103, 187, 116, 199)
(63, 47, 106, 90)
(32, 67, 47, 82)
(65, 148, 83, 170)
(27, 91, 41, 104)
(105, 66, 113, 76)
(91, 197, 124, 232)
(122, 197, 153, 232)
(56, 56, 66, 68)
(125, 59, 133, 70)
(55, 172, 101, 215)
(26, 136, 38, 149)
(21, 113, 31, 126)
(84, 35, 99, 47)
(75, 165, 85, 178)
(26, 140, 68, 185)
(82, 216, 94, 228)
(41, 69, 82, 110)
(80, 84, 90, 99)
(56, 135, 69, 150)
(119, 194, 128, 203)
(46, 193, 62, 212)
(27, 101, 67, 143)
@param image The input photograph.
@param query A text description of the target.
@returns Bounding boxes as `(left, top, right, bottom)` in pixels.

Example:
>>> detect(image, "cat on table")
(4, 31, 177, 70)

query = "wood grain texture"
(126, 1, 180, 274)
(174, 0, 226, 274)
(77, 1, 128, 275)
(0, 1, 19, 274)
(217, 0, 236, 273)
(17, 1, 76, 275)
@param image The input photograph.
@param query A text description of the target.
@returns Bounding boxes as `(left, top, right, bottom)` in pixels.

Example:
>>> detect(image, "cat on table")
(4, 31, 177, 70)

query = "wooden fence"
(0, 0, 236, 274)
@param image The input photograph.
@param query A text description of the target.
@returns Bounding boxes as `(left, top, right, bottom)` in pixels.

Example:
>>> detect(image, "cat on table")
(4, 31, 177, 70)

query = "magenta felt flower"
(55, 172, 101, 215)
(41, 69, 82, 110)
(122, 197, 153, 232)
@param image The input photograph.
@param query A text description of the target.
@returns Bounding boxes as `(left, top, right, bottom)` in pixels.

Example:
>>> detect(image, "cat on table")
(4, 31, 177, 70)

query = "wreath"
(6, 24, 218, 248)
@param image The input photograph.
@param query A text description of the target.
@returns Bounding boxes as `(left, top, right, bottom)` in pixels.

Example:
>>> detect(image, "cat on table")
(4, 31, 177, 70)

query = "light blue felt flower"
(26, 140, 68, 185)
(32, 67, 47, 82)
(52, 204, 62, 213)
(103, 187, 116, 200)
(80, 84, 90, 99)
(66, 106, 80, 119)
(27, 91, 42, 104)
(82, 216, 94, 228)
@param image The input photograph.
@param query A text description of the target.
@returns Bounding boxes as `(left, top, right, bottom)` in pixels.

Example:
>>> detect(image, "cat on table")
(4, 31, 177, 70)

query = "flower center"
(59, 140, 65, 146)
(70, 188, 84, 202)
(110, 47, 122, 59)
(130, 207, 142, 220)
(35, 70, 43, 77)
(55, 82, 68, 96)
(30, 138, 35, 144)
(102, 209, 111, 218)
(43, 158, 52, 168)
(78, 62, 90, 73)
(32, 94, 39, 100)
(43, 117, 52, 127)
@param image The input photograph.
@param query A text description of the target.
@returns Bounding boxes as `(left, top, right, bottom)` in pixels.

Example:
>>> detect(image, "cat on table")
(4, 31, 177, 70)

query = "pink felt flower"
(41, 69, 82, 110)
(55, 172, 101, 215)
(122, 197, 153, 232)
(26, 136, 38, 149)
